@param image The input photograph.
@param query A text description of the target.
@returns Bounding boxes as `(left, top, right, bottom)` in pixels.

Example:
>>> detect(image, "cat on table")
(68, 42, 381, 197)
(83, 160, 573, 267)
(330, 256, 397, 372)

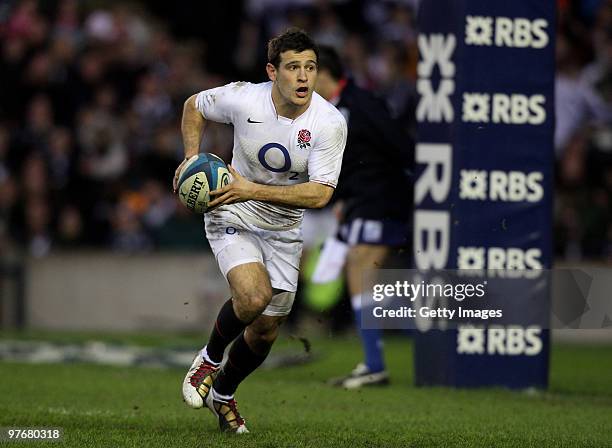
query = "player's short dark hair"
(316, 45, 344, 81)
(267, 28, 319, 68)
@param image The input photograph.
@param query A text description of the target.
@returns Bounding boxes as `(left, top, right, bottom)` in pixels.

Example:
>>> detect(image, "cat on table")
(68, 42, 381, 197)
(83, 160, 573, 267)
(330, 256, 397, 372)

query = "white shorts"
(204, 206, 303, 316)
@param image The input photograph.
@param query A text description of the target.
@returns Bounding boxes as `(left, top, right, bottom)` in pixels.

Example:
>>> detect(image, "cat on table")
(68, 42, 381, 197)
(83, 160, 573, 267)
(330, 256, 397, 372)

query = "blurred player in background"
(314, 45, 413, 388)
(175, 30, 347, 433)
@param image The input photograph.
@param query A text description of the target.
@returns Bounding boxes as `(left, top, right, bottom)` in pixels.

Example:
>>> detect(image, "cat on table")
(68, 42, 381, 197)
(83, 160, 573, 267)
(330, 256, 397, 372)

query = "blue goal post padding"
(413, 0, 555, 389)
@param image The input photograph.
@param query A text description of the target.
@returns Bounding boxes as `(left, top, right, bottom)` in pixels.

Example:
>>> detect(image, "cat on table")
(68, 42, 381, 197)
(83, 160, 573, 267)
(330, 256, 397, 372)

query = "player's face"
(267, 50, 318, 116)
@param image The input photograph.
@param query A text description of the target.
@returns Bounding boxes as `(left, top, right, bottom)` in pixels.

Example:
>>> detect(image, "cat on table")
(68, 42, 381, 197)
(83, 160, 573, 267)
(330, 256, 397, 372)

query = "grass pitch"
(1, 333, 611, 448)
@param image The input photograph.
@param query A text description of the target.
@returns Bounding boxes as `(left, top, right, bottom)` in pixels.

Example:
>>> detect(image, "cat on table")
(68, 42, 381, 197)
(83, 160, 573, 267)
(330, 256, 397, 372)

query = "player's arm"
(173, 94, 207, 192)
(182, 94, 206, 159)
(208, 166, 334, 209)
(209, 117, 346, 210)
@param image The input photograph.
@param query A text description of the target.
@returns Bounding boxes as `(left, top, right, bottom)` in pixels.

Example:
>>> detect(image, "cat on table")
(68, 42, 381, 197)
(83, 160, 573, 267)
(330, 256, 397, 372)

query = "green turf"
(1, 335, 611, 448)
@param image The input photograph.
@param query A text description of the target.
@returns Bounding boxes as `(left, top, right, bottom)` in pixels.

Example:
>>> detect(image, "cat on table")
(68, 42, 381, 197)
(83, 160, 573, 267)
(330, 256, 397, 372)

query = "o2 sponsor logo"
(258, 143, 291, 173)
(257, 143, 300, 180)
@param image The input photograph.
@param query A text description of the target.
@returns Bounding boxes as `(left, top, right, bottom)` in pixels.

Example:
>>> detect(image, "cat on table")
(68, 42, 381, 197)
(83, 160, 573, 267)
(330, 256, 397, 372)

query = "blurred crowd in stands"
(556, 0, 612, 260)
(0, 0, 610, 260)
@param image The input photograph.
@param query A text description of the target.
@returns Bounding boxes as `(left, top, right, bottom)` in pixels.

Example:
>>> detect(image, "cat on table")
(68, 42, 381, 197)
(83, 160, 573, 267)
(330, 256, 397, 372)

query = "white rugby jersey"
(195, 81, 347, 230)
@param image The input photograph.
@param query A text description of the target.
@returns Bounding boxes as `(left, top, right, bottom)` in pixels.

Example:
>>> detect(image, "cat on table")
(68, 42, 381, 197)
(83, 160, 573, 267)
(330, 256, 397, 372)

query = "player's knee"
(234, 286, 273, 318)
(257, 327, 278, 346)
(244, 316, 282, 355)
(248, 287, 273, 313)
(248, 321, 279, 347)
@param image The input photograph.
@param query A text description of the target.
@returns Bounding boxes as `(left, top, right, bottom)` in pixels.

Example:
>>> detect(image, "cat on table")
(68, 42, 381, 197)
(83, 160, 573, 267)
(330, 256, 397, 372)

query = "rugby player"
(315, 45, 413, 389)
(175, 30, 347, 433)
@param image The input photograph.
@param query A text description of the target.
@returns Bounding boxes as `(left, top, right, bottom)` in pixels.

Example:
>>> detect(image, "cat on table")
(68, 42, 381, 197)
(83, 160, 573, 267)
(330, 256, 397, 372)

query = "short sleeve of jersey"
(195, 82, 249, 124)
(308, 117, 347, 188)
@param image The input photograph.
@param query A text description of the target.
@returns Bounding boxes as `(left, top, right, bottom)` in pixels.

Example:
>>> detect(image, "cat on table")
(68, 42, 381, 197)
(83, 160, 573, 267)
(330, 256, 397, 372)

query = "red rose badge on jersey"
(297, 129, 311, 149)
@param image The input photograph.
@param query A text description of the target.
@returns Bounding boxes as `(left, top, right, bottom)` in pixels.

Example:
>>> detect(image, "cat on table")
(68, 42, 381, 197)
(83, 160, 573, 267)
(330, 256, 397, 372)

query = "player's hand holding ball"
(173, 158, 190, 193)
(208, 165, 255, 210)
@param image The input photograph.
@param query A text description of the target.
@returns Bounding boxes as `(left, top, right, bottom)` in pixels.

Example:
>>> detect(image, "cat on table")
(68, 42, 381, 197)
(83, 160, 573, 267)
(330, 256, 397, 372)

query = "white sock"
(201, 346, 220, 366)
(212, 387, 234, 402)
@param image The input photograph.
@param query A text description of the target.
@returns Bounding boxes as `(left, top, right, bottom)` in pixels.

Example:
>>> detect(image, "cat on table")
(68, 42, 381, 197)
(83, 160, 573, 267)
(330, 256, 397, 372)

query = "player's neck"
(271, 84, 310, 120)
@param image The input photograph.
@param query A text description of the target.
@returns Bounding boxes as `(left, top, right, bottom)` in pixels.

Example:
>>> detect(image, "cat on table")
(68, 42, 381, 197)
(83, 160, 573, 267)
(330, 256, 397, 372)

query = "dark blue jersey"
(334, 80, 414, 222)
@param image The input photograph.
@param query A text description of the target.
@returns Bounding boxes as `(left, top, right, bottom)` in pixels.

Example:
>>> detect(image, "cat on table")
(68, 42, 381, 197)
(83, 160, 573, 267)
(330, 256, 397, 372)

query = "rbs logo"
(459, 170, 544, 202)
(414, 143, 453, 269)
(457, 325, 543, 356)
(457, 247, 542, 269)
(462, 93, 546, 125)
(465, 16, 549, 49)
(417, 34, 455, 123)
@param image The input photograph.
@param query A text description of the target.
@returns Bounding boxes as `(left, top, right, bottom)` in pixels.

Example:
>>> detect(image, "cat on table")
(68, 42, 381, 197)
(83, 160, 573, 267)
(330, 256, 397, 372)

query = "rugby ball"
(177, 153, 230, 214)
